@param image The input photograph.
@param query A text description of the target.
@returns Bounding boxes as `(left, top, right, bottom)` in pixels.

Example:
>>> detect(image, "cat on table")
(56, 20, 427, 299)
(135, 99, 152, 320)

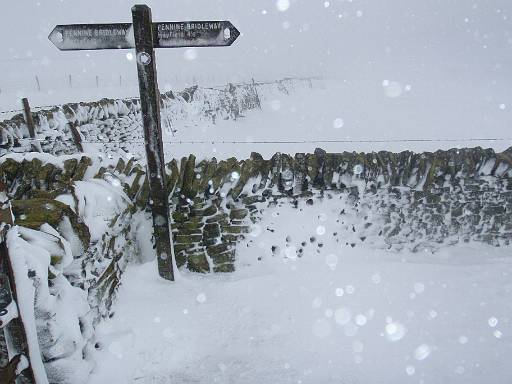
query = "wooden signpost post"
(49, 4, 240, 281)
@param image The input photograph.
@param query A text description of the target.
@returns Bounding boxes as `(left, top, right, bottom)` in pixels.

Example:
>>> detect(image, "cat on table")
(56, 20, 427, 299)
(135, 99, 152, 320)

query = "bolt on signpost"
(49, 4, 240, 281)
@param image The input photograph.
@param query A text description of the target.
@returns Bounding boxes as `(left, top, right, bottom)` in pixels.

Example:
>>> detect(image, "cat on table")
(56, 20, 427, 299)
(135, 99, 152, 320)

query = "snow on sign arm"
(48, 24, 134, 51)
(153, 21, 240, 47)
(48, 21, 240, 51)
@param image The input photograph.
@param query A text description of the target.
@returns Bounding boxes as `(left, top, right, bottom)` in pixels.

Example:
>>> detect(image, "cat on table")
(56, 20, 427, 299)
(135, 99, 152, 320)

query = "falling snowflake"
(276, 0, 290, 12)
(333, 118, 344, 129)
(414, 344, 431, 360)
(325, 254, 338, 270)
(334, 307, 351, 325)
(196, 293, 207, 304)
(385, 321, 406, 341)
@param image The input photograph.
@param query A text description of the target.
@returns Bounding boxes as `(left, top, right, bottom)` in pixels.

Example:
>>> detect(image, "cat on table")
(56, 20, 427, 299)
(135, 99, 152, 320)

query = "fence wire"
(77, 137, 512, 145)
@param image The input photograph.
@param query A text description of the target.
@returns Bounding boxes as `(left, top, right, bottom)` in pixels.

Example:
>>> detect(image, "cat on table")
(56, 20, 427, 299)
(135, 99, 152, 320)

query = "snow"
(72, 178, 132, 242)
(6, 228, 50, 384)
(1, 2, 512, 382)
(2, 78, 512, 162)
(0, 300, 19, 330)
(160, 81, 512, 160)
(88, 197, 512, 384)
(6, 224, 95, 384)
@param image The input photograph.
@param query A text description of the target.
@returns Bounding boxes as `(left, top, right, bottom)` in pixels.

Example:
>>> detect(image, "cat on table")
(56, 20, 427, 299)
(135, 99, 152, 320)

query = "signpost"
(48, 21, 240, 50)
(49, 4, 240, 281)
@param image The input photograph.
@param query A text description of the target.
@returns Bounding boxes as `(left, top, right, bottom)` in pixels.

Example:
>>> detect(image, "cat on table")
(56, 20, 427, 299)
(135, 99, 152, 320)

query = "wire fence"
(78, 138, 512, 145)
(2, 76, 511, 149)
(0, 77, 311, 117)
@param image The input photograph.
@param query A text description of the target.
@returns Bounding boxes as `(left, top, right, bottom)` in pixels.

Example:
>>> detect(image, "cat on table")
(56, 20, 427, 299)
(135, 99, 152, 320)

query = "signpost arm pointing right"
(132, 4, 175, 281)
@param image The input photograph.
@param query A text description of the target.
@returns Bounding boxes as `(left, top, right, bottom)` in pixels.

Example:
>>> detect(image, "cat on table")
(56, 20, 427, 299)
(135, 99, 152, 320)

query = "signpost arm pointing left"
(132, 4, 175, 281)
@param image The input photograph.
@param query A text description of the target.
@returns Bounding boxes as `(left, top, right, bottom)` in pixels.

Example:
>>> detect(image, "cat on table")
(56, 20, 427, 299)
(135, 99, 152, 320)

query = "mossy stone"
(213, 263, 235, 273)
(202, 204, 218, 217)
(210, 250, 235, 265)
(173, 243, 194, 254)
(229, 208, 248, 220)
(222, 226, 249, 234)
(74, 156, 92, 180)
(206, 213, 229, 224)
(175, 234, 202, 244)
(206, 243, 230, 256)
(12, 198, 90, 248)
(187, 253, 209, 273)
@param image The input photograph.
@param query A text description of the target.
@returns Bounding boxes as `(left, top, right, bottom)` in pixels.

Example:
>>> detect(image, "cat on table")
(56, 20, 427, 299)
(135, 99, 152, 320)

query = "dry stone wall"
(1, 146, 511, 381)
(0, 78, 316, 157)
(0, 154, 144, 383)
(167, 147, 512, 272)
(2, 146, 512, 276)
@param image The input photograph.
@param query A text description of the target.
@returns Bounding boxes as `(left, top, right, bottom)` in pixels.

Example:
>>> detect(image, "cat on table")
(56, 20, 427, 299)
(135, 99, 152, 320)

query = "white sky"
(1, 0, 511, 144)
(2, 0, 511, 83)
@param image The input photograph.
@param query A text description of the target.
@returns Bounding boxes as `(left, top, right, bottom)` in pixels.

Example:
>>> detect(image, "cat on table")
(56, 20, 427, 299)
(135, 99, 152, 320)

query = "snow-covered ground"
(3, 75, 512, 160)
(88, 197, 512, 384)
(57, 78, 510, 162)
(165, 79, 512, 160)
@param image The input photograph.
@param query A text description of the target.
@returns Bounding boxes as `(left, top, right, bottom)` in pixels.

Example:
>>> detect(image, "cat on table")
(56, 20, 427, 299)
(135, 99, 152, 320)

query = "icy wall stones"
(167, 147, 512, 272)
(2, 146, 512, 276)
(0, 154, 143, 383)
(0, 78, 315, 157)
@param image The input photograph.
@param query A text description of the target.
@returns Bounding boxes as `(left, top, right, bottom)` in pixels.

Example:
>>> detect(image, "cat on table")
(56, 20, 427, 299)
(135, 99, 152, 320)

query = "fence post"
(34, 76, 40, 92)
(251, 78, 261, 109)
(69, 122, 84, 153)
(0, 182, 39, 384)
(68, 74, 72, 89)
(95, 75, 99, 88)
(21, 98, 42, 153)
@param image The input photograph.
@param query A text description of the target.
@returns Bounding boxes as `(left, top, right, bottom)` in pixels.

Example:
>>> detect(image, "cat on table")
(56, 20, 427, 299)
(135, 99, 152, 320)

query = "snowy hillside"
(1, 0, 512, 383)
(88, 198, 512, 384)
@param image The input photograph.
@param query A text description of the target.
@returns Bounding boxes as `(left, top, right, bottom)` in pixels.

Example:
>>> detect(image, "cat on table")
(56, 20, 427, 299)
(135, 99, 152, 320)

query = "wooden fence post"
(251, 78, 261, 109)
(21, 98, 41, 153)
(69, 122, 84, 153)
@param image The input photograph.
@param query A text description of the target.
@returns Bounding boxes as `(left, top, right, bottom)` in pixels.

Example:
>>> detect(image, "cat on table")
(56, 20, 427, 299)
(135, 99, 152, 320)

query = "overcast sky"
(1, 0, 511, 83)
(1, 0, 512, 141)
